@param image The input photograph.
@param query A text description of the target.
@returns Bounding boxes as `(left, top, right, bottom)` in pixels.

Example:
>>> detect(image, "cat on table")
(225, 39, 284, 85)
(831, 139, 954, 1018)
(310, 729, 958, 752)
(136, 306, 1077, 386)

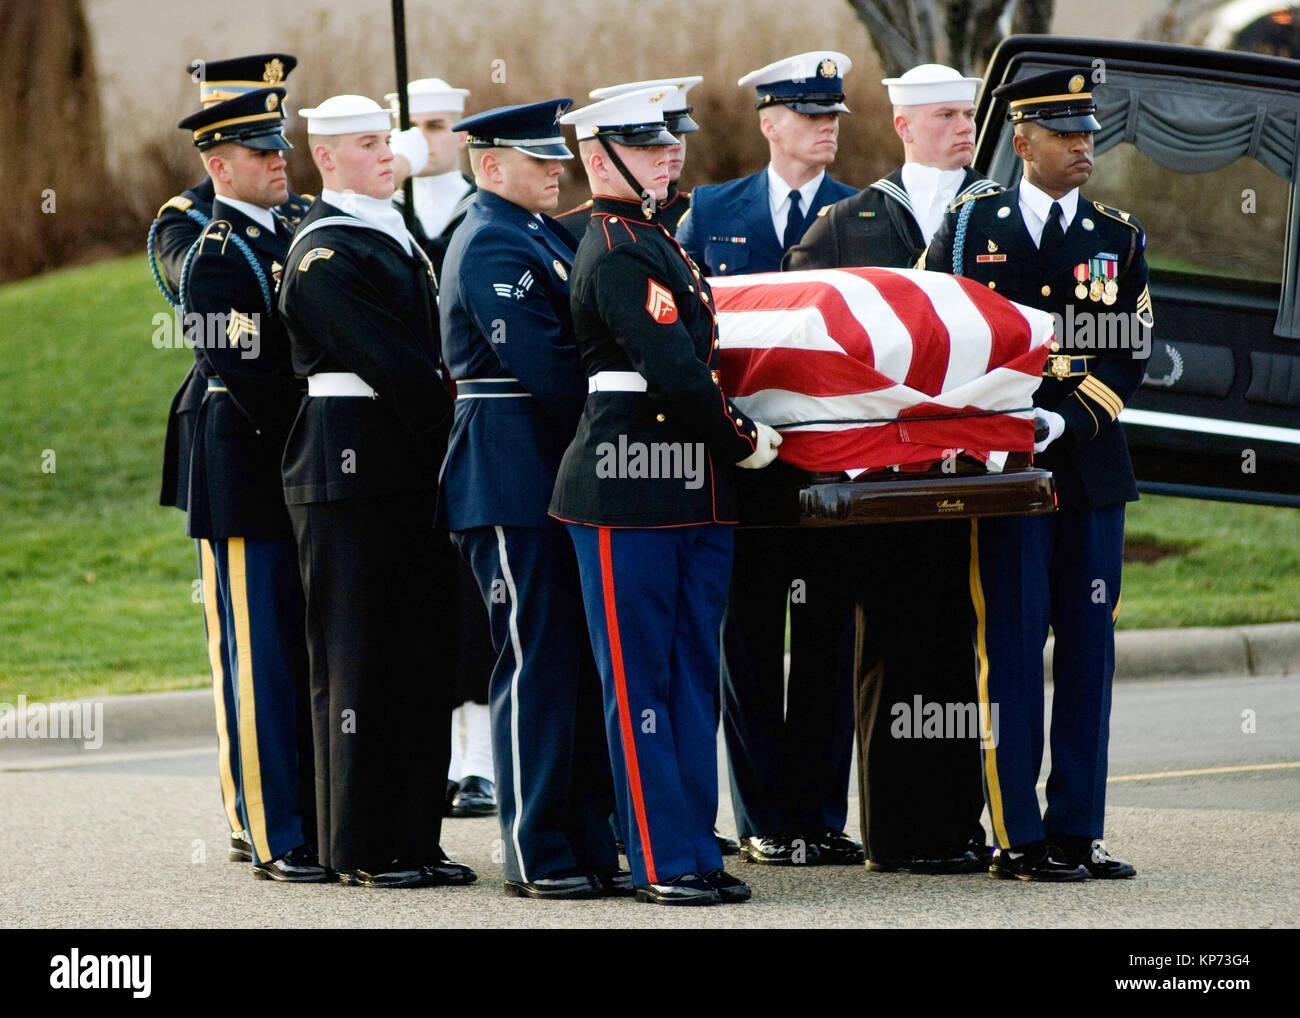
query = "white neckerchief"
(215, 195, 276, 233)
(322, 187, 412, 254)
(412, 171, 472, 237)
(1018, 177, 1079, 247)
(767, 165, 825, 246)
(900, 163, 968, 244)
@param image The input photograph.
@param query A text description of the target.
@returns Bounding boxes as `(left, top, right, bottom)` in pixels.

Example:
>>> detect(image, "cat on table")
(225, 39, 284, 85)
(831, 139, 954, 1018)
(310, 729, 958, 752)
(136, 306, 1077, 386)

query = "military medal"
(1073, 263, 1089, 300)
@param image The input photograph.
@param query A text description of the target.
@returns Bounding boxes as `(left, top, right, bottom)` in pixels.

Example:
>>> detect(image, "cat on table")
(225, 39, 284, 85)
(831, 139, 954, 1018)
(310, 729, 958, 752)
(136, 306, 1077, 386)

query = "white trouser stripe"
(494, 525, 528, 882)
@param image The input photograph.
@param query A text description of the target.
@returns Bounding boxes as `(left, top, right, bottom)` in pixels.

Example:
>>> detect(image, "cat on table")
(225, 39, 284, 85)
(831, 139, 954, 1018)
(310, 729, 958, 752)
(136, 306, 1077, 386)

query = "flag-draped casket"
(713, 267, 1056, 474)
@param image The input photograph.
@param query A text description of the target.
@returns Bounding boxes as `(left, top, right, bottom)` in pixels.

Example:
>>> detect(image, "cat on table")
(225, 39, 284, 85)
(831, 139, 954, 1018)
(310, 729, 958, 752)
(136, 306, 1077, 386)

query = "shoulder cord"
(177, 222, 273, 317)
(951, 198, 975, 277)
(147, 207, 210, 308)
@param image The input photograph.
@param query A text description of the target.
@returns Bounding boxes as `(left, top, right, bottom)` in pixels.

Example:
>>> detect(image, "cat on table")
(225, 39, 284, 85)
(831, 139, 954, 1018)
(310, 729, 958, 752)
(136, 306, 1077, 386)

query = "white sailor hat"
(297, 94, 392, 135)
(560, 86, 678, 146)
(385, 77, 471, 117)
(739, 51, 852, 114)
(881, 63, 983, 106)
(588, 76, 703, 133)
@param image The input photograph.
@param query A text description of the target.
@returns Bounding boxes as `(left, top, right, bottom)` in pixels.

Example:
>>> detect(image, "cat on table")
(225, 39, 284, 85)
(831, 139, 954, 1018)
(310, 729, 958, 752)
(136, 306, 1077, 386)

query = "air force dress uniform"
(677, 53, 860, 863)
(783, 64, 997, 872)
(174, 87, 322, 879)
(550, 90, 770, 904)
(920, 70, 1149, 879)
(277, 95, 470, 886)
(438, 101, 621, 898)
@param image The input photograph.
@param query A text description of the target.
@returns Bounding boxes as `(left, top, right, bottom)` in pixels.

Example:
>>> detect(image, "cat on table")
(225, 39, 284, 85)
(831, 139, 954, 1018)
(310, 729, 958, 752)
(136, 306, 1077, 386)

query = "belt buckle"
(1050, 354, 1072, 380)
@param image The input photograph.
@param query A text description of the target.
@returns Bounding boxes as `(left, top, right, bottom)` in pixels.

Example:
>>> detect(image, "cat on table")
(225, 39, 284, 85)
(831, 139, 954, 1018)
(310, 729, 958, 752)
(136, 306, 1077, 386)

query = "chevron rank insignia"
(493, 269, 534, 300)
(225, 309, 259, 345)
(297, 248, 334, 271)
(646, 279, 677, 324)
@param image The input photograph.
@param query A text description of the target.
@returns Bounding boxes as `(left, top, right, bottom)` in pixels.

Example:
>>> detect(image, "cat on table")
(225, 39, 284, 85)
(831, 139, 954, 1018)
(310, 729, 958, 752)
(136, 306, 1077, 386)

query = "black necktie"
(782, 189, 805, 250)
(1039, 201, 1064, 263)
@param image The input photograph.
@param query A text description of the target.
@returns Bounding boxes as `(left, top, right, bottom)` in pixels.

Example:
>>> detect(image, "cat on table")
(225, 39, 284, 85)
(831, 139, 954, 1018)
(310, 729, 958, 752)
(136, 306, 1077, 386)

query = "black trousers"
(852, 519, 986, 861)
(288, 493, 454, 873)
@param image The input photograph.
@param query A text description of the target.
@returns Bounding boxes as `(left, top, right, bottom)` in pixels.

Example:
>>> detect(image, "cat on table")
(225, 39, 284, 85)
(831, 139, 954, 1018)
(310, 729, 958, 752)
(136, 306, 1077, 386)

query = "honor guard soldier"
(556, 76, 701, 239)
(785, 64, 997, 874)
(277, 94, 474, 889)
(174, 86, 325, 881)
(387, 77, 496, 821)
(550, 87, 781, 905)
(679, 52, 863, 868)
(921, 68, 1150, 880)
(152, 55, 313, 864)
(438, 99, 626, 899)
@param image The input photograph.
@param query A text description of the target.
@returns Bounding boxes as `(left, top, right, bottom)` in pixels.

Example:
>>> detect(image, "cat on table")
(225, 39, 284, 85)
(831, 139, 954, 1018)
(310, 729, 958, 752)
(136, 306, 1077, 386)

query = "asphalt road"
(1, 674, 1295, 930)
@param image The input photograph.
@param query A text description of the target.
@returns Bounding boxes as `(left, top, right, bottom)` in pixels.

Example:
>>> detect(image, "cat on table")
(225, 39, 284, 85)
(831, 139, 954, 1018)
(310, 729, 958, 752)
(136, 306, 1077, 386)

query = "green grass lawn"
(1, 255, 1298, 703)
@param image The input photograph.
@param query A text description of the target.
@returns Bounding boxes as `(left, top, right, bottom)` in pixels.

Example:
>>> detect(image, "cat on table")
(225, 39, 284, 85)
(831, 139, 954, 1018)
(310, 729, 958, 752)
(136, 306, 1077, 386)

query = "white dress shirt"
(767, 165, 825, 246)
(412, 171, 473, 238)
(215, 195, 276, 233)
(900, 163, 967, 244)
(322, 187, 413, 255)
(1017, 177, 1079, 248)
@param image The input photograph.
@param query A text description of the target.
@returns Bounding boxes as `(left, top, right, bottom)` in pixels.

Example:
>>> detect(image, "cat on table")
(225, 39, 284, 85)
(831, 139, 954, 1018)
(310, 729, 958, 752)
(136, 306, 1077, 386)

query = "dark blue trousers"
(454, 525, 618, 883)
(197, 540, 243, 836)
(567, 523, 732, 887)
(200, 536, 312, 865)
(969, 505, 1124, 849)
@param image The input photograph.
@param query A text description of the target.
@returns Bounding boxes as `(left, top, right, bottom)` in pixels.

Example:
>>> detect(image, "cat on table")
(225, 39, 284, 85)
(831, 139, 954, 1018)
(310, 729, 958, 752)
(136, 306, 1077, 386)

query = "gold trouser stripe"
(201, 540, 241, 832)
(969, 520, 1011, 848)
(1079, 375, 1123, 420)
(228, 539, 271, 862)
(1112, 593, 1123, 622)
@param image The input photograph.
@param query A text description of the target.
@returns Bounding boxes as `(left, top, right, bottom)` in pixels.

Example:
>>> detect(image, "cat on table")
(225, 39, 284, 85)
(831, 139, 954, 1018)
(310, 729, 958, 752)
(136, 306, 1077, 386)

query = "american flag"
(713, 267, 1055, 473)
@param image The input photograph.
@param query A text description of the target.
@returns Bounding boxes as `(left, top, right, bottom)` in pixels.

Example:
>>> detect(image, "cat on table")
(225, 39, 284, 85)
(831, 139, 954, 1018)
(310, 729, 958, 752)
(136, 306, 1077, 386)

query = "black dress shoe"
(450, 775, 498, 817)
(809, 828, 865, 865)
(634, 873, 722, 906)
(338, 860, 436, 888)
(423, 857, 478, 886)
(738, 834, 821, 866)
(703, 869, 751, 903)
(1056, 837, 1136, 879)
(866, 846, 987, 874)
(592, 869, 636, 897)
(229, 830, 252, 863)
(252, 844, 333, 883)
(968, 838, 994, 864)
(988, 841, 1090, 882)
(713, 828, 740, 856)
(505, 874, 599, 899)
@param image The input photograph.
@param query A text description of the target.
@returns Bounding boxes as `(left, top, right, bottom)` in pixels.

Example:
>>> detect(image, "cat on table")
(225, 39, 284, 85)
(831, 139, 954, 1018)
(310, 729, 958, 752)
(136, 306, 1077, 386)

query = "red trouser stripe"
(598, 526, 657, 884)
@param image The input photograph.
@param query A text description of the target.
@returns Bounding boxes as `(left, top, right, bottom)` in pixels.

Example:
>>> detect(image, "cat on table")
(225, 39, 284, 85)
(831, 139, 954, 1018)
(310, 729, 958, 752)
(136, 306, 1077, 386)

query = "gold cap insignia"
(266, 93, 279, 111)
(1069, 75, 1085, 94)
(264, 58, 285, 85)
(650, 91, 666, 103)
(818, 59, 837, 78)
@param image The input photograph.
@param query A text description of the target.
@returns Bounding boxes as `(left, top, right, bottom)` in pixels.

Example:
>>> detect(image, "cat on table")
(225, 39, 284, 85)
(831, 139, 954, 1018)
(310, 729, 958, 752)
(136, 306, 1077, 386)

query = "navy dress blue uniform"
(783, 164, 999, 868)
(175, 88, 317, 873)
(920, 71, 1151, 874)
(437, 103, 619, 894)
(277, 173, 462, 877)
(677, 161, 859, 854)
(550, 191, 761, 892)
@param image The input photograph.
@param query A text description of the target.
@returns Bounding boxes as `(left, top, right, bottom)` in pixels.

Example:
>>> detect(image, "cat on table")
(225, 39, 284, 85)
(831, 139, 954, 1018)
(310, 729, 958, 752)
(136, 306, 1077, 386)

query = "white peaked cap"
(560, 86, 676, 144)
(385, 77, 471, 116)
(738, 51, 852, 88)
(589, 76, 703, 104)
(881, 63, 982, 106)
(297, 94, 392, 135)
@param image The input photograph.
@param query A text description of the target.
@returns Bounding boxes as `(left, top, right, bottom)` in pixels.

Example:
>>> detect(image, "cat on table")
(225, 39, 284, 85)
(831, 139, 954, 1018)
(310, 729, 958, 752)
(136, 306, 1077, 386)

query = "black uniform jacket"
(555, 185, 691, 243)
(549, 196, 759, 527)
(155, 180, 312, 511)
(180, 199, 302, 540)
(784, 166, 997, 272)
(277, 198, 453, 505)
(921, 187, 1154, 509)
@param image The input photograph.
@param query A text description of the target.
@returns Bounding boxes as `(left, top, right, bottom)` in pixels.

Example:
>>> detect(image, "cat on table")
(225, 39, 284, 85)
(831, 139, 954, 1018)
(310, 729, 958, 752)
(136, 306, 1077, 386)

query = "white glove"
(1033, 407, 1065, 453)
(388, 125, 429, 180)
(736, 422, 783, 470)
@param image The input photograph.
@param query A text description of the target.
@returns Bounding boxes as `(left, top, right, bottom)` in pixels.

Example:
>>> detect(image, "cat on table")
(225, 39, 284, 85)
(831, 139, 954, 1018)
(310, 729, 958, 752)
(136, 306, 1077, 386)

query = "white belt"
(307, 372, 376, 398)
(588, 370, 648, 394)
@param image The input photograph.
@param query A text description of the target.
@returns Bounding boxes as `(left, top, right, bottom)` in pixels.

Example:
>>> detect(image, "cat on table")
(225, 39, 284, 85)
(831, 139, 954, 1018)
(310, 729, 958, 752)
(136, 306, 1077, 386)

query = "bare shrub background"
(8, 0, 904, 281)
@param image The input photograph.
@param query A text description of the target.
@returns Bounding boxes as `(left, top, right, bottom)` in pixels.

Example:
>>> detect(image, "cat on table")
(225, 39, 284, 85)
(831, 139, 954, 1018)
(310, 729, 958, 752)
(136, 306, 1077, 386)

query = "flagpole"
(391, 0, 414, 231)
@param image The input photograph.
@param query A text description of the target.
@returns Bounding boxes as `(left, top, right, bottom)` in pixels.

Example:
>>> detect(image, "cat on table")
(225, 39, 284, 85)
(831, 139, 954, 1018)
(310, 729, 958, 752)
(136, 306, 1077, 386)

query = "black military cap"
(454, 99, 575, 159)
(993, 68, 1100, 133)
(188, 53, 297, 105)
(178, 87, 292, 151)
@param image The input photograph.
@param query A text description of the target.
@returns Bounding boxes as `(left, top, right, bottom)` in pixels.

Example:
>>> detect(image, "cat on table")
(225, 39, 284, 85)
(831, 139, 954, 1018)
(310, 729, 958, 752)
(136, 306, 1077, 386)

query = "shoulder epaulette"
(199, 219, 232, 253)
(950, 186, 1002, 211)
(156, 195, 193, 218)
(1091, 200, 1139, 231)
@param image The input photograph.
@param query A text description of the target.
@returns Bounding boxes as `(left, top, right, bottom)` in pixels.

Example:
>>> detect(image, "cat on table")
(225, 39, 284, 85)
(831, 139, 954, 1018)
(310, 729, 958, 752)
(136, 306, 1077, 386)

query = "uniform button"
(1050, 342, 1061, 352)
(987, 281, 996, 290)
(688, 285, 695, 293)
(1041, 285, 1051, 297)
(719, 263, 727, 272)
(609, 217, 619, 223)
(713, 340, 720, 349)
(735, 417, 743, 426)
(655, 413, 665, 423)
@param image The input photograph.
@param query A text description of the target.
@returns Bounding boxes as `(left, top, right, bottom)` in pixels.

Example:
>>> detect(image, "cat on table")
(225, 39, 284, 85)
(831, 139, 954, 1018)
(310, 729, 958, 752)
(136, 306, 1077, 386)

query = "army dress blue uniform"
(549, 194, 761, 892)
(438, 161, 619, 892)
(921, 150, 1152, 864)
